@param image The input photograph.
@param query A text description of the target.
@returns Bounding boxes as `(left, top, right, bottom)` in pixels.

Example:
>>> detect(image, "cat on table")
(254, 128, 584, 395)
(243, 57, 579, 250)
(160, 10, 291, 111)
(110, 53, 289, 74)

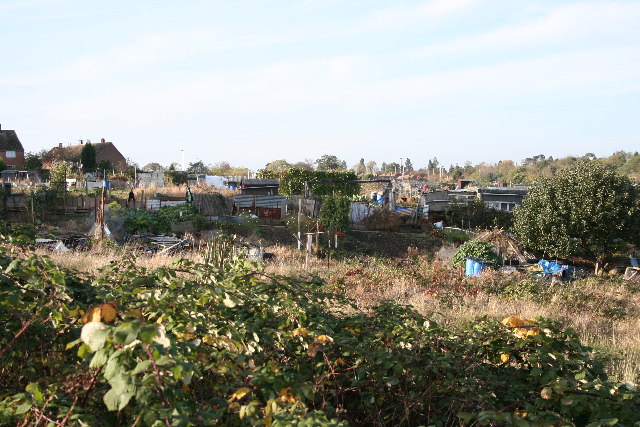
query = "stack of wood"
(474, 229, 536, 265)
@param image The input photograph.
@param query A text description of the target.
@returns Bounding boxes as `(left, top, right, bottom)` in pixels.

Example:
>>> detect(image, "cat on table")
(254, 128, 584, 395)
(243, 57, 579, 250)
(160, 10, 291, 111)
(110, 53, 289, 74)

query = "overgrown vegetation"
(2, 234, 640, 426)
(451, 240, 503, 268)
(278, 168, 359, 197)
(120, 204, 205, 234)
(319, 194, 351, 235)
(445, 199, 513, 230)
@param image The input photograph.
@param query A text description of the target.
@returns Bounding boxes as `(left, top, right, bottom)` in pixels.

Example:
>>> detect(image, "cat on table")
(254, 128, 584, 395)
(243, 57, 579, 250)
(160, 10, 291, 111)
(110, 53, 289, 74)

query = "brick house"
(0, 124, 25, 169)
(45, 138, 128, 170)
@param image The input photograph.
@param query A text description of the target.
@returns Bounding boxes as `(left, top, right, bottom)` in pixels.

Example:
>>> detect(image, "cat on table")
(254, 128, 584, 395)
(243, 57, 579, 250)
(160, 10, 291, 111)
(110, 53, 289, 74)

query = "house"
(477, 187, 528, 212)
(0, 124, 25, 169)
(239, 178, 279, 195)
(45, 138, 127, 170)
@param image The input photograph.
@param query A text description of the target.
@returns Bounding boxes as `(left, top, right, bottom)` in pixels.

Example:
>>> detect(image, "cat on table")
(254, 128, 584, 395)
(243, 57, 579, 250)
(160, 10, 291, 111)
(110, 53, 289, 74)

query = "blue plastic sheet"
(538, 259, 578, 274)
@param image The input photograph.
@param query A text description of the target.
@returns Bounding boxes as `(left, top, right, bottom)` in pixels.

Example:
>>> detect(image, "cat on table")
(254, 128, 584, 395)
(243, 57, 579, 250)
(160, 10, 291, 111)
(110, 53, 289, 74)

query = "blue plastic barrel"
(465, 258, 476, 277)
(476, 259, 483, 274)
(229, 185, 237, 190)
(103, 180, 111, 189)
(473, 260, 487, 276)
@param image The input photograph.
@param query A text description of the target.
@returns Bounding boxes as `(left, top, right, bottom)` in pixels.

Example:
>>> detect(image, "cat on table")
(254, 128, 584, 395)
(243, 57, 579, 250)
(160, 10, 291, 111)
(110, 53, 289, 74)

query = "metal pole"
(297, 198, 302, 250)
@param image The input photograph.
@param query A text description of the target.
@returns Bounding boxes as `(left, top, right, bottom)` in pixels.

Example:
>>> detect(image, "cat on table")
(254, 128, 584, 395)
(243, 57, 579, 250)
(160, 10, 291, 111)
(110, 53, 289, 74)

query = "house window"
(6, 151, 16, 158)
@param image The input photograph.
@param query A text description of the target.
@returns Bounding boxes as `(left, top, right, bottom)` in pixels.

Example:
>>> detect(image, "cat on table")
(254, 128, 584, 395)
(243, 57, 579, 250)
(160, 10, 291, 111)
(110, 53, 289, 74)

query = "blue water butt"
(465, 258, 476, 277)
(473, 260, 487, 276)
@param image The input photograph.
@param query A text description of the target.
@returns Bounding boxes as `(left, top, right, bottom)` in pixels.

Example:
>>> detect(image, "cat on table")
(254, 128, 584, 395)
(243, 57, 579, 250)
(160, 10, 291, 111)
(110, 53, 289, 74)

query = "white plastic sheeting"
(350, 202, 373, 223)
(205, 176, 227, 189)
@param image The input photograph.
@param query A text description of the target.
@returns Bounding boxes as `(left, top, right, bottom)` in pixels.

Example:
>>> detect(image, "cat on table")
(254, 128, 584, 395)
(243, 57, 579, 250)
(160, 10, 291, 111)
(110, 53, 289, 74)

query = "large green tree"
(315, 154, 347, 171)
(513, 160, 640, 273)
(80, 142, 97, 172)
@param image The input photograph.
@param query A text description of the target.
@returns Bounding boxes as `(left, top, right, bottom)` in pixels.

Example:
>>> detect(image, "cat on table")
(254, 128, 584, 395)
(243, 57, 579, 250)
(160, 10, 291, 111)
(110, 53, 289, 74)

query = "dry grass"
(39, 243, 640, 383)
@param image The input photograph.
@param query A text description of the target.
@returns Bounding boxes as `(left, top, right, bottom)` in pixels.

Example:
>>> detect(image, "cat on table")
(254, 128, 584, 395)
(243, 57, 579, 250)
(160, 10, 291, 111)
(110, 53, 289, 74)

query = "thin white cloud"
(351, 0, 480, 33)
(411, 2, 640, 57)
(43, 43, 640, 131)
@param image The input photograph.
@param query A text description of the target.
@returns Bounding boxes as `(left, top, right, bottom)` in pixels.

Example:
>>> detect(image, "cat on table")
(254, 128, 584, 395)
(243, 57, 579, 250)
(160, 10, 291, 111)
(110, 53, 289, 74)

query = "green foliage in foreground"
(1, 239, 639, 425)
(451, 240, 503, 268)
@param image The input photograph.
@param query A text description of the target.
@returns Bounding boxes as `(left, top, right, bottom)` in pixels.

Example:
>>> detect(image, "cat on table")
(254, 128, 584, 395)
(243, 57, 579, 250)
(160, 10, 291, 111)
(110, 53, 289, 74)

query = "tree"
(365, 160, 377, 174)
(209, 161, 232, 176)
(428, 157, 439, 175)
(0, 158, 5, 172)
(385, 162, 400, 173)
(513, 160, 640, 273)
(80, 143, 97, 172)
(50, 161, 72, 190)
(381, 162, 387, 173)
(315, 155, 347, 171)
(265, 159, 292, 173)
(404, 158, 413, 173)
(292, 159, 314, 170)
(25, 150, 47, 172)
(319, 193, 351, 235)
(97, 160, 113, 174)
(142, 163, 165, 172)
(187, 160, 209, 174)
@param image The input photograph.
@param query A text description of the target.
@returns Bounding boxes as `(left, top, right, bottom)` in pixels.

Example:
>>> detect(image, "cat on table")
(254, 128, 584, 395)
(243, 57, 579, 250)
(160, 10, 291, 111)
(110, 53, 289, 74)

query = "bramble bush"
(121, 204, 205, 234)
(451, 240, 503, 268)
(1, 233, 639, 425)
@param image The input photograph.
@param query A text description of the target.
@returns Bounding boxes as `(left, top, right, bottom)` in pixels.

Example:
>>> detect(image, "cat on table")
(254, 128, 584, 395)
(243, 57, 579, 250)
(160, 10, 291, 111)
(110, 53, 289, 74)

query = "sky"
(1, 0, 639, 171)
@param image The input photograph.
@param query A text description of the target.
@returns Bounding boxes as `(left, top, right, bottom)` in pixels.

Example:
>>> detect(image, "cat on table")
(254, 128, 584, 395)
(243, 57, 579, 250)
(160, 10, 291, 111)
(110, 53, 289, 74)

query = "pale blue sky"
(2, 0, 639, 171)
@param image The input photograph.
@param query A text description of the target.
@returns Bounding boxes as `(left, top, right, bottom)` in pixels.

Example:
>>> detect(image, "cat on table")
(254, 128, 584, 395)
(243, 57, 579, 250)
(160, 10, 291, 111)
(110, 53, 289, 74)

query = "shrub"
(451, 240, 503, 268)
(123, 204, 204, 234)
(1, 232, 639, 425)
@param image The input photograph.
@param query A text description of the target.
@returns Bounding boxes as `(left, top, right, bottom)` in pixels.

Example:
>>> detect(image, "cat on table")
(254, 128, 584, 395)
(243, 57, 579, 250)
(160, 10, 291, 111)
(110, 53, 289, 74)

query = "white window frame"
(5, 150, 16, 158)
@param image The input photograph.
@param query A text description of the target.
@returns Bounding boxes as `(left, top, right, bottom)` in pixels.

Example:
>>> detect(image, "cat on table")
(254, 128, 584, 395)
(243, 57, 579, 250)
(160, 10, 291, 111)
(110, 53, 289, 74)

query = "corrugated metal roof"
(234, 195, 287, 208)
(240, 179, 279, 187)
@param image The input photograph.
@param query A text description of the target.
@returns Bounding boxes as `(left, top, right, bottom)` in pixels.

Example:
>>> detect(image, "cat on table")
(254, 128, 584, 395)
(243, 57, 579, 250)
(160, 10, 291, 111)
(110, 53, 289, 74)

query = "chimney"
(100, 138, 105, 143)
(79, 139, 83, 145)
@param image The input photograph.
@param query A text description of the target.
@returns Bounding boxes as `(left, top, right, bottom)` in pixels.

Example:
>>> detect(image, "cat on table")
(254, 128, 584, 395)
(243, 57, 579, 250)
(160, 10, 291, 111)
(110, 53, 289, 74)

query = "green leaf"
(139, 325, 158, 344)
(25, 383, 43, 404)
(14, 402, 32, 415)
(103, 388, 133, 411)
(66, 338, 82, 350)
(155, 355, 173, 366)
(90, 348, 110, 368)
(132, 360, 152, 375)
(103, 357, 122, 380)
(114, 322, 139, 346)
(103, 388, 119, 411)
(108, 373, 132, 395)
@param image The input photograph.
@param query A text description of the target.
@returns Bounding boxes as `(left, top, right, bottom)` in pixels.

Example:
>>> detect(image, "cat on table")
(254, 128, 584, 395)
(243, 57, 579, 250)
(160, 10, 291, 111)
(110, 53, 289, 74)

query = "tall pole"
(181, 149, 185, 172)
